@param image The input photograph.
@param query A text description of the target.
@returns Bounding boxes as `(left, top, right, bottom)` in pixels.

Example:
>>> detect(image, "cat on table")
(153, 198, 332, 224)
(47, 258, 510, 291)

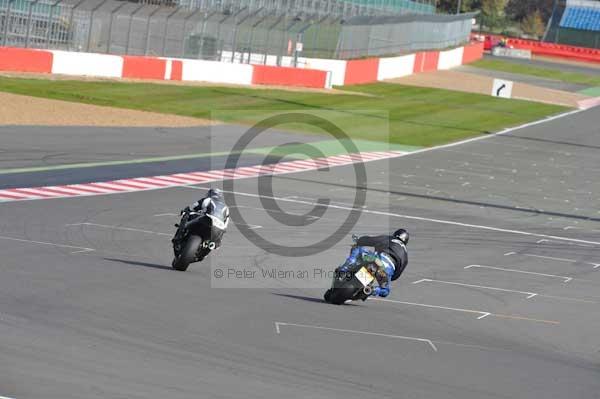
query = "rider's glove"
(370, 286, 390, 297)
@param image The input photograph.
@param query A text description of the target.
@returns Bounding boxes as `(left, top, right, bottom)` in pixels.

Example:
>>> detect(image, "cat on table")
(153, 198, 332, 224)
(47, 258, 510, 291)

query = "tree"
(521, 10, 545, 38)
(436, 0, 481, 14)
(480, 0, 508, 32)
(506, 0, 554, 24)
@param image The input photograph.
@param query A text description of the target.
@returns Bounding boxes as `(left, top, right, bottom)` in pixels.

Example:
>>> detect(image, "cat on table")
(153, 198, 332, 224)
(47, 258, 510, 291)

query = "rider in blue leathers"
(339, 229, 409, 298)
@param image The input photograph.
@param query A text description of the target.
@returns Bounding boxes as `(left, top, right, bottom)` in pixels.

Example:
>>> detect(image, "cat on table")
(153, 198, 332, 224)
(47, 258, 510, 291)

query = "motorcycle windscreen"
(208, 202, 230, 231)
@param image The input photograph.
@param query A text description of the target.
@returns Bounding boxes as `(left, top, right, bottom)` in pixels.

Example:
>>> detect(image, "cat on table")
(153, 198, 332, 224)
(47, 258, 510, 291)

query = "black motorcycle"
(171, 204, 229, 271)
(324, 263, 377, 305)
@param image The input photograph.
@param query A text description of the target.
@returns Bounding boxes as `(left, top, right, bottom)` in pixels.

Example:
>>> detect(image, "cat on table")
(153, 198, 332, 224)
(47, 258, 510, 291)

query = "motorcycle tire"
(172, 235, 202, 271)
(325, 288, 353, 305)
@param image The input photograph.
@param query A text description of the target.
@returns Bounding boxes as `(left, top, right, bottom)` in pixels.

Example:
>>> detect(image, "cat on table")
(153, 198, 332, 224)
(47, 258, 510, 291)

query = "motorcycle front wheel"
(172, 235, 203, 271)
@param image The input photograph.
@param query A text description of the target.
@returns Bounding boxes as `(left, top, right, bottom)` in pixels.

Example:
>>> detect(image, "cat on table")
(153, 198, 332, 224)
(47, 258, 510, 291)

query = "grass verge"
(0, 76, 567, 147)
(471, 59, 600, 87)
(579, 87, 600, 96)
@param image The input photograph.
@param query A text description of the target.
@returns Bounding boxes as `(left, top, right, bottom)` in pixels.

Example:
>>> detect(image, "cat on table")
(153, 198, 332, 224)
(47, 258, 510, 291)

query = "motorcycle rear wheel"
(324, 288, 353, 305)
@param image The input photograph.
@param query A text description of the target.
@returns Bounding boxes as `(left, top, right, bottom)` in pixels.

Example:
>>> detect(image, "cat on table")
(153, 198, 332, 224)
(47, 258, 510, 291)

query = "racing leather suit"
(339, 246, 396, 297)
(173, 196, 229, 249)
(355, 235, 408, 281)
(339, 234, 408, 297)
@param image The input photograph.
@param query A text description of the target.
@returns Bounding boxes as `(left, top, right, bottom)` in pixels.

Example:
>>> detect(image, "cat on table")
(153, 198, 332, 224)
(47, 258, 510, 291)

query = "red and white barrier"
(0, 47, 52, 73)
(377, 54, 416, 81)
(462, 42, 485, 64)
(508, 38, 600, 64)
(0, 47, 329, 88)
(252, 65, 331, 88)
(122, 56, 168, 80)
(479, 34, 600, 64)
(344, 58, 380, 85)
(50, 50, 123, 78)
(413, 51, 440, 73)
(0, 41, 484, 89)
(438, 47, 465, 70)
(302, 57, 347, 86)
(180, 59, 254, 85)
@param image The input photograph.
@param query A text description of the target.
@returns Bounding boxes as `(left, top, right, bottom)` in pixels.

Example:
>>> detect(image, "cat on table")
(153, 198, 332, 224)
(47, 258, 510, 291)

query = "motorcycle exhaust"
(363, 286, 372, 296)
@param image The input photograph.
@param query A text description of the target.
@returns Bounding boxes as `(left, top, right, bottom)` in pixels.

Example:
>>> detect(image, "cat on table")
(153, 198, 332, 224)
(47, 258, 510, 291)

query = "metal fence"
(0, 0, 474, 61)
(337, 13, 476, 58)
(153, 0, 436, 16)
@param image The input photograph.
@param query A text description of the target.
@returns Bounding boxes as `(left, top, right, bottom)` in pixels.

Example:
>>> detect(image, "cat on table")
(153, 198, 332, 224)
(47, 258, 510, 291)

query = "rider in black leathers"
(172, 188, 229, 251)
(339, 229, 409, 297)
(355, 229, 409, 282)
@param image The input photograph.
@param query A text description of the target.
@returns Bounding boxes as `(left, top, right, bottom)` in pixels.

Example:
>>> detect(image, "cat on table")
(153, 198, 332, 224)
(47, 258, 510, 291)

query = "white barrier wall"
(50, 51, 123, 77)
(437, 47, 465, 70)
(181, 59, 253, 85)
(377, 54, 416, 80)
(302, 58, 348, 86)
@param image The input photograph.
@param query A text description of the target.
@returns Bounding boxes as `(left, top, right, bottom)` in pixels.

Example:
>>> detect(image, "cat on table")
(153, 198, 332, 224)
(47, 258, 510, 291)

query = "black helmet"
(393, 228, 409, 245)
(207, 188, 223, 199)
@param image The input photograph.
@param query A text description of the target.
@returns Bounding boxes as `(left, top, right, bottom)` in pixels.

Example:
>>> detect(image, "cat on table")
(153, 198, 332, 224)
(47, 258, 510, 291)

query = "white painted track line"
(412, 278, 597, 303)
(413, 278, 538, 299)
(536, 238, 594, 248)
(465, 265, 574, 283)
(65, 222, 171, 236)
(506, 252, 600, 268)
(401, 108, 584, 158)
(274, 321, 438, 351)
(522, 253, 577, 263)
(183, 186, 600, 246)
(373, 298, 560, 324)
(0, 235, 94, 254)
(373, 297, 491, 319)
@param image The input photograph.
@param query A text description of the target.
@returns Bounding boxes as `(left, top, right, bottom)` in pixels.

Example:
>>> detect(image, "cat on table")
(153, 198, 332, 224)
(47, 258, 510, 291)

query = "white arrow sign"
(492, 78, 513, 99)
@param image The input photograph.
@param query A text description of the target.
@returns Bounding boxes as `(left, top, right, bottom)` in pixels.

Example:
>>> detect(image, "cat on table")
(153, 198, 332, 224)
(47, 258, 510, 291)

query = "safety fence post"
(161, 6, 180, 56)
(144, 6, 161, 55)
(180, 6, 202, 57)
(106, 1, 127, 53)
(86, 0, 108, 52)
(25, 0, 40, 48)
(2, 0, 15, 46)
(44, 0, 62, 49)
(125, 3, 144, 54)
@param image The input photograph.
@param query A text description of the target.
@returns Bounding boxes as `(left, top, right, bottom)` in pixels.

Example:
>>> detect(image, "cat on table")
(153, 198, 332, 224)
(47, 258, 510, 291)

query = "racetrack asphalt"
(1, 108, 600, 399)
(459, 65, 590, 93)
(482, 53, 600, 76)
(0, 124, 326, 170)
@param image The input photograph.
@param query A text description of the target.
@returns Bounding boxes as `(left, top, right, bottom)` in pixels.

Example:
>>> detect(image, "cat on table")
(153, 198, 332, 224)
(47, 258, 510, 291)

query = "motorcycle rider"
(172, 188, 229, 252)
(338, 229, 409, 298)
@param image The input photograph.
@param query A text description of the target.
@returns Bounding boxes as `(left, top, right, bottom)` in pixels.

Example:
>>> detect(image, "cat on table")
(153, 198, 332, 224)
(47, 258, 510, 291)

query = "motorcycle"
(323, 262, 377, 305)
(171, 203, 229, 271)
